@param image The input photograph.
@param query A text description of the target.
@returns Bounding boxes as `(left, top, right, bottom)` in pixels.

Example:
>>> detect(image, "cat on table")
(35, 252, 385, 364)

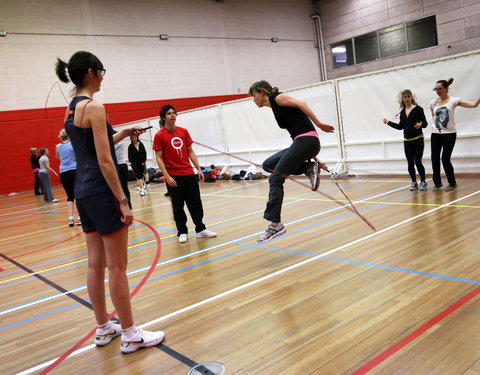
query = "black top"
(30, 154, 40, 170)
(387, 105, 428, 139)
(268, 92, 316, 140)
(128, 141, 147, 165)
(65, 96, 117, 199)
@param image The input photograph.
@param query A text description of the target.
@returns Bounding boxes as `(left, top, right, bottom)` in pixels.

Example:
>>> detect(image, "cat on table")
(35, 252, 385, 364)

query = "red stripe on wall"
(0, 94, 248, 194)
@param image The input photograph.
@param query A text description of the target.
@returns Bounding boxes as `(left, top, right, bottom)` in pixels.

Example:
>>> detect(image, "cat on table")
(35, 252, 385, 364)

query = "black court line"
(0, 252, 219, 373)
(0, 252, 93, 310)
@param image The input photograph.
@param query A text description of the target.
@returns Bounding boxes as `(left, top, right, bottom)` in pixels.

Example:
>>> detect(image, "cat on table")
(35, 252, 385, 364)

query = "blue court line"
(0, 178, 415, 285)
(0, 180, 356, 278)
(0, 245, 255, 331)
(0, 303, 80, 332)
(0, 180, 452, 326)
(236, 241, 480, 285)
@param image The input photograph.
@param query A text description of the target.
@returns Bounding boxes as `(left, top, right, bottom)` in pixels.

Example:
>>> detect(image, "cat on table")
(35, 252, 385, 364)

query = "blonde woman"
(383, 89, 428, 191)
(56, 129, 79, 226)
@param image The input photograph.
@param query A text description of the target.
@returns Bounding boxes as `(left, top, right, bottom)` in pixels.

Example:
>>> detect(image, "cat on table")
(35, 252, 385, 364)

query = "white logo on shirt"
(171, 136, 184, 158)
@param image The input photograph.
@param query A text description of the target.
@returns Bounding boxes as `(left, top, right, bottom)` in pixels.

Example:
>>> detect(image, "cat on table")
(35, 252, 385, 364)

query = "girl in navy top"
(383, 89, 428, 191)
(249, 80, 334, 244)
(56, 51, 164, 353)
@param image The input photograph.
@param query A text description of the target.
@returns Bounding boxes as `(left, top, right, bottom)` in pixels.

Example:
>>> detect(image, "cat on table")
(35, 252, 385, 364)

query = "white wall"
(120, 50, 480, 176)
(0, 0, 320, 110)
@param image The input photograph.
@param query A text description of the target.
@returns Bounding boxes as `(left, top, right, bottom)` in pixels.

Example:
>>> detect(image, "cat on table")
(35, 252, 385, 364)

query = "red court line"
(351, 285, 480, 374)
(39, 218, 162, 374)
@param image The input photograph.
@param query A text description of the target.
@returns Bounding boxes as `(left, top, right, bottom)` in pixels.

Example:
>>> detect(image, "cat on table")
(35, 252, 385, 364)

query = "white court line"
(2, 182, 407, 316)
(17, 189, 480, 375)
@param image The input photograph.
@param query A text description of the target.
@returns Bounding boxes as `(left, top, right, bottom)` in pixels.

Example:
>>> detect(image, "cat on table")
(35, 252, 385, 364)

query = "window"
(407, 16, 437, 51)
(331, 40, 354, 69)
(331, 15, 437, 68)
(355, 31, 379, 63)
(379, 24, 407, 58)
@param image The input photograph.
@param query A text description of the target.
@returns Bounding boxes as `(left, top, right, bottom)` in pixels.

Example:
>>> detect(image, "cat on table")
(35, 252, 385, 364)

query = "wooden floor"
(1, 176, 480, 375)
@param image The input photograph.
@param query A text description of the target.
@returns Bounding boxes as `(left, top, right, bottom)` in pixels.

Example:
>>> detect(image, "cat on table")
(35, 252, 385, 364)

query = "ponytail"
(248, 80, 279, 96)
(436, 77, 454, 89)
(55, 58, 70, 83)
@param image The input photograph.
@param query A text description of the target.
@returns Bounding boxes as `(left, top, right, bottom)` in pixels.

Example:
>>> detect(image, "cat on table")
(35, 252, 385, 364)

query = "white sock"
(98, 321, 112, 330)
(122, 325, 138, 338)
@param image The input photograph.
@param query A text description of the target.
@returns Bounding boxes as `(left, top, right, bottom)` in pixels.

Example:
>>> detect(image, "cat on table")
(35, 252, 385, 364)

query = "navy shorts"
(76, 191, 125, 235)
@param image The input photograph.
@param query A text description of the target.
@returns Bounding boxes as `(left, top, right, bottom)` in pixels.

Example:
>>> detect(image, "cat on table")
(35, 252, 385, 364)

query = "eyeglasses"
(98, 69, 106, 76)
(433, 87, 443, 91)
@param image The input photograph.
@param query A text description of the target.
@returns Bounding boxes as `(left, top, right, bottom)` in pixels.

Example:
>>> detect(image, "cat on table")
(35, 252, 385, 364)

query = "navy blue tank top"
(268, 92, 315, 139)
(65, 96, 117, 199)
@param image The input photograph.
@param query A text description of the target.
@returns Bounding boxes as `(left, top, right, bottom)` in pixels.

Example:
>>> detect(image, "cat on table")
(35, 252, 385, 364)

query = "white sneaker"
(121, 328, 165, 354)
(68, 217, 74, 227)
(51, 199, 59, 203)
(196, 229, 217, 238)
(95, 321, 122, 346)
(179, 234, 188, 243)
(144, 183, 150, 189)
(139, 189, 147, 196)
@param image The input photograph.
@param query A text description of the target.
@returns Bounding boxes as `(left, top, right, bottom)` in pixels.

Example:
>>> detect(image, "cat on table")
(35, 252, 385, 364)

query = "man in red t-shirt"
(153, 105, 217, 243)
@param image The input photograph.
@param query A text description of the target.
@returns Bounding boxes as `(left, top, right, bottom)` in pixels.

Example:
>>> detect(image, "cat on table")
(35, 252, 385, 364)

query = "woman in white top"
(430, 78, 479, 191)
(38, 148, 59, 202)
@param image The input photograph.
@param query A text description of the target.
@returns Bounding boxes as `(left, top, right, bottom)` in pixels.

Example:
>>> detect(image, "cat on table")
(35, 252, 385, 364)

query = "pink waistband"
(32, 168, 40, 172)
(294, 130, 318, 140)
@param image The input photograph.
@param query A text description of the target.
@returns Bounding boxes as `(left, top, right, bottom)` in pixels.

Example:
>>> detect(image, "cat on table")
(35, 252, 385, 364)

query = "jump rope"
(191, 139, 376, 232)
(36, 83, 375, 373)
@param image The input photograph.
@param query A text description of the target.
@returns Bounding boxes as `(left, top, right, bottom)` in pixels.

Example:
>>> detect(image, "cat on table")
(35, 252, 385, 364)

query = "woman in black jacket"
(383, 89, 428, 191)
(128, 135, 148, 196)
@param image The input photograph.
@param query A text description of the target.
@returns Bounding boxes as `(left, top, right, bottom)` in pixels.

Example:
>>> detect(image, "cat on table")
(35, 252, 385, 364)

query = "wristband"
(119, 197, 129, 205)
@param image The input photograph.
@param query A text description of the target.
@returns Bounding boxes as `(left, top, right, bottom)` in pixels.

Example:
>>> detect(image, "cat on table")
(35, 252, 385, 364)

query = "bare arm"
(55, 145, 60, 160)
(113, 127, 144, 144)
(274, 94, 334, 133)
(155, 150, 177, 187)
(458, 97, 480, 108)
(45, 160, 58, 176)
(188, 146, 204, 182)
(88, 102, 132, 224)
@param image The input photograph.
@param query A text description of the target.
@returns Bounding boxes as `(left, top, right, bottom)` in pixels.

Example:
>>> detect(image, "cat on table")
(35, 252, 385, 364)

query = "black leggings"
(431, 132, 457, 187)
(262, 136, 320, 223)
(60, 169, 76, 202)
(404, 138, 425, 182)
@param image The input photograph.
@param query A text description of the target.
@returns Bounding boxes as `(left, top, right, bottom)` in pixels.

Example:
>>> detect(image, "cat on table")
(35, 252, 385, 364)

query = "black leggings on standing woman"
(404, 137, 425, 182)
(431, 132, 457, 188)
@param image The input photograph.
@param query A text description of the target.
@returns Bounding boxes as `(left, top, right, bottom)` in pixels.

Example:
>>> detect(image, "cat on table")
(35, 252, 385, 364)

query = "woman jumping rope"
(249, 80, 334, 244)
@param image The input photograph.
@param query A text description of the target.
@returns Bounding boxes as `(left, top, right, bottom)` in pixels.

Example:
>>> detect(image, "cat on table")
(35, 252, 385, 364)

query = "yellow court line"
(0, 225, 65, 243)
(208, 193, 480, 208)
(0, 198, 306, 285)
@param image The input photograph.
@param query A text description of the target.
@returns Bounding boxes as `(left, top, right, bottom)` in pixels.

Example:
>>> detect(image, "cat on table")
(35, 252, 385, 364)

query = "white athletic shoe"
(121, 328, 165, 354)
(139, 189, 147, 196)
(196, 229, 217, 238)
(179, 234, 188, 243)
(95, 321, 122, 346)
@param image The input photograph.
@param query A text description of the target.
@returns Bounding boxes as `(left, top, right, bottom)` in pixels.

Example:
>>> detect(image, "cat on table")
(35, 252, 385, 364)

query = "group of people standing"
(383, 78, 479, 191)
(46, 48, 478, 358)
